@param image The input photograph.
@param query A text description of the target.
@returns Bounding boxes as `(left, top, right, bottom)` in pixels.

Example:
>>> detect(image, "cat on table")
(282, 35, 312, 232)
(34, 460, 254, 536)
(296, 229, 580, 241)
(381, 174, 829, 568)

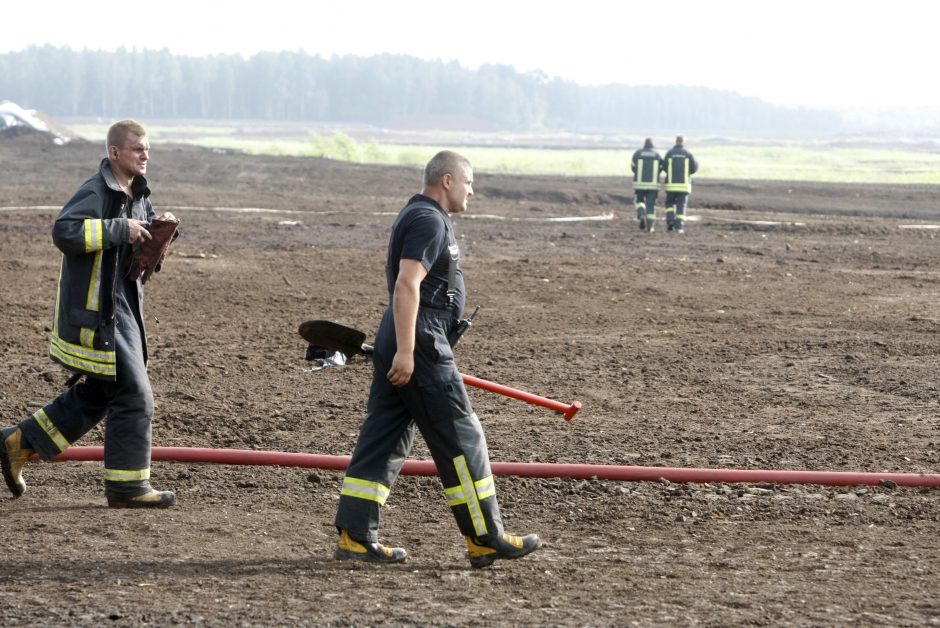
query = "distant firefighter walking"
(663, 136, 699, 234)
(631, 138, 663, 232)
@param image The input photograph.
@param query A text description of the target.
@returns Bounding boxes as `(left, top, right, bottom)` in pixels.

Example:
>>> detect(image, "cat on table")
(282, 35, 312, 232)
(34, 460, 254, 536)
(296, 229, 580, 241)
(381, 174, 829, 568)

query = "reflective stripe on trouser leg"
(642, 190, 657, 224)
(444, 455, 497, 537)
(340, 476, 391, 505)
(103, 286, 155, 493)
(104, 467, 150, 482)
(30, 408, 70, 453)
(19, 380, 110, 461)
(674, 193, 689, 230)
(405, 309, 505, 542)
(335, 337, 419, 543)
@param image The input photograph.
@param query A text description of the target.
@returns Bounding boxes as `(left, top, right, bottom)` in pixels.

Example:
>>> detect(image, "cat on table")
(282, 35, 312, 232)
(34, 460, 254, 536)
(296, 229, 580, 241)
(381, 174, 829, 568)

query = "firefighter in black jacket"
(662, 135, 699, 233)
(631, 138, 663, 232)
(1, 120, 176, 508)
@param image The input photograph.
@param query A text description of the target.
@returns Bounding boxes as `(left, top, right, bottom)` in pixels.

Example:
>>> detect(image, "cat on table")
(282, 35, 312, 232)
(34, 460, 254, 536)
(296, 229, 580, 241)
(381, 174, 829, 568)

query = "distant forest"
(1, 46, 839, 133)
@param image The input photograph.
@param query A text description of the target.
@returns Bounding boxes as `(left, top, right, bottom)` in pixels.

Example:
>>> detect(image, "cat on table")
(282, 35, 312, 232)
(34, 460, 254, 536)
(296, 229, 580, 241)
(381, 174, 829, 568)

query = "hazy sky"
(2, 1, 933, 109)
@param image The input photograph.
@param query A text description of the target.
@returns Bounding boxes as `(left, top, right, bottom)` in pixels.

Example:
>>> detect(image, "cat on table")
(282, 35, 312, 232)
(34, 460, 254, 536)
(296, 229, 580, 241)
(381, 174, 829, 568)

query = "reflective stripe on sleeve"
(83, 218, 104, 253)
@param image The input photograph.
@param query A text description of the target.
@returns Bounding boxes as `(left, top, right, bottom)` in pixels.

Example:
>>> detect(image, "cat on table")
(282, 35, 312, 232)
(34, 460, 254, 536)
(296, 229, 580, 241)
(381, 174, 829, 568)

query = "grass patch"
(66, 124, 940, 184)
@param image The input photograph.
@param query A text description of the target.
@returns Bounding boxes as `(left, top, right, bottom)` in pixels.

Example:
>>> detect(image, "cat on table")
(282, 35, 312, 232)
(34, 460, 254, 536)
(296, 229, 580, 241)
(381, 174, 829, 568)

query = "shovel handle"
(460, 373, 581, 420)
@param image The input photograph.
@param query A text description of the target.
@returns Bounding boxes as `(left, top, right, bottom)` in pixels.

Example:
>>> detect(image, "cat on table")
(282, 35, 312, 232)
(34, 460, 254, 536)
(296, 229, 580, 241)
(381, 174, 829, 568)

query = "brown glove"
(127, 217, 180, 284)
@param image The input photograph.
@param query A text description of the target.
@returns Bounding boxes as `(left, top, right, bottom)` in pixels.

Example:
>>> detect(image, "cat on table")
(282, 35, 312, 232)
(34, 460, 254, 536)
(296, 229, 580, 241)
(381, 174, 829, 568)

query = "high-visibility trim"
(676, 213, 686, 220)
(104, 467, 151, 482)
(634, 201, 645, 210)
(444, 475, 496, 505)
(665, 158, 692, 192)
(452, 455, 488, 536)
(340, 476, 390, 505)
(645, 212, 656, 220)
(85, 249, 103, 312)
(633, 159, 659, 190)
(51, 261, 64, 337)
(83, 218, 104, 253)
(474, 475, 496, 500)
(665, 207, 676, 215)
(32, 409, 70, 452)
(79, 327, 95, 349)
(50, 335, 116, 377)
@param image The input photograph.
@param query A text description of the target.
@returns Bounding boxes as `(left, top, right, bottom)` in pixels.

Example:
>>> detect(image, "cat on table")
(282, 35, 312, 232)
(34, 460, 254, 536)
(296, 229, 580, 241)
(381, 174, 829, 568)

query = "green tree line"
(0, 46, 838, 132)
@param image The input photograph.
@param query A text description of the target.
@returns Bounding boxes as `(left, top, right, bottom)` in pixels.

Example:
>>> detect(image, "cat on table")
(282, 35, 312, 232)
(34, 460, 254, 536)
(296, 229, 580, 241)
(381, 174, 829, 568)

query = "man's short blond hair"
(424, 150, 471, 187)
(106, 119, 147, 150)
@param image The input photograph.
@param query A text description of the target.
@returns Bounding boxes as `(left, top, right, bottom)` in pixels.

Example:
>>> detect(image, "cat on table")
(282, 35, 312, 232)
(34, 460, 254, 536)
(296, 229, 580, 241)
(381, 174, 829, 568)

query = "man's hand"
(387, 351, 415, 387)
(127, 219, 152, 243)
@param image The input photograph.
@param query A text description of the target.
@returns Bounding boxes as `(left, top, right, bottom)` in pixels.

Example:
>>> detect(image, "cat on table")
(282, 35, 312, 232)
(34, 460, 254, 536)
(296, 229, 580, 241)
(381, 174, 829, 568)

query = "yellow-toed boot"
(466, 532, 541, 568)
(1, 427, 33, 498)
(335, 529, 407, 564)
(106, 487, 176, 509)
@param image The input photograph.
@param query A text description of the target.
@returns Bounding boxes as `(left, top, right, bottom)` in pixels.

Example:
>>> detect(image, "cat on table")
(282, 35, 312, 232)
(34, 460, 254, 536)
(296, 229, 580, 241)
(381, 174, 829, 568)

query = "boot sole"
(334, 548, 408, 564)
(106, 495, 176, 509)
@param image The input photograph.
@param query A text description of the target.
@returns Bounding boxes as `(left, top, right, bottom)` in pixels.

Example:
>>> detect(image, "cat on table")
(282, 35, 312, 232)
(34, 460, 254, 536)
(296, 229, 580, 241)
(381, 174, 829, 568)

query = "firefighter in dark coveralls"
(631, 137, 663, 232)
(0, 120, 176, 508)
(662, 135, 699, 233)
(333, 150, 541, 568)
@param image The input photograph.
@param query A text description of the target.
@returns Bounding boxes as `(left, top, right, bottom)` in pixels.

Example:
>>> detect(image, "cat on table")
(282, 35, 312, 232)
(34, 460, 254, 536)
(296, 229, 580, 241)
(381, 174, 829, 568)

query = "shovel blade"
(298, 320, 367, 356)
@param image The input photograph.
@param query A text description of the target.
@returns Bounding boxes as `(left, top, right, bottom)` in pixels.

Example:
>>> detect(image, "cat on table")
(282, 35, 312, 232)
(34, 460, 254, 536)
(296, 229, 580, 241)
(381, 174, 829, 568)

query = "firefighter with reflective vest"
(662, 135, 699, 233)
(0, 120, 176, 508)
(631, 137, 663, 232)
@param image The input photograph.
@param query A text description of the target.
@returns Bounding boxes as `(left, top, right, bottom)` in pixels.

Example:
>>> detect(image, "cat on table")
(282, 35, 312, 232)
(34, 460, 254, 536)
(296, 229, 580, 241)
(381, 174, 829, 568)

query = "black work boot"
(1, 427, 34, 498)
(335, 529, 407, 564)
(106, 487, 176, 509)
(466, 532, 541, 568)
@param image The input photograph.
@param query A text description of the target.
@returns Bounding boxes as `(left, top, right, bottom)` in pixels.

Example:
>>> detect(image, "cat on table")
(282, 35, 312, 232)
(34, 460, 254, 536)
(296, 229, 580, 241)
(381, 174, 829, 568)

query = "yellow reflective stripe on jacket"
(104, 468, 151, 482)
(49, 335, 116, 377)
(85, 249, 103, 312)
(83, 218, 104, 253)
(32, 409, 70, 452)
(451, 455, 488, 536)
(634, 157, 660, 188)
(665, 159, 692, 192)
(340, 476, 390, 505)
(79, 327, 95, 349)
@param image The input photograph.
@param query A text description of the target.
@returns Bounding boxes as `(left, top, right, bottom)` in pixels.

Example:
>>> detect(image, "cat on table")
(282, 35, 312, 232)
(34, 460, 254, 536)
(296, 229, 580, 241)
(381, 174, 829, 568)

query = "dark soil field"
(1, 130, 939, 626)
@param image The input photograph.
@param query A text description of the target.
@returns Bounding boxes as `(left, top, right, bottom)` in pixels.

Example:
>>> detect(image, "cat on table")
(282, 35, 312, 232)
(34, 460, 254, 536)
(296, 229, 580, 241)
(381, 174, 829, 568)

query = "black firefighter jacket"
(49, 158, 153, 381)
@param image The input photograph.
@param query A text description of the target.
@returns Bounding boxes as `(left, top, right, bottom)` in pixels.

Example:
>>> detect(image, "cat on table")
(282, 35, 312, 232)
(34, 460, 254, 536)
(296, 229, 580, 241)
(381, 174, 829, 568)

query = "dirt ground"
(1, 130, 939, 626)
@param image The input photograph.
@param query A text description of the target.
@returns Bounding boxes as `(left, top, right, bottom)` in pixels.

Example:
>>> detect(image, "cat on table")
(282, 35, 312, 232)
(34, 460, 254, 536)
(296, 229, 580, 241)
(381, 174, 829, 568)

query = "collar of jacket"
(98, 158, 151, 199)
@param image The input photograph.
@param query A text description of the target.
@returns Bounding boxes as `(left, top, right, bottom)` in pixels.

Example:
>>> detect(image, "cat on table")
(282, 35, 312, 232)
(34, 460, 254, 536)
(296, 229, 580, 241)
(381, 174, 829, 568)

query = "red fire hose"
(41, 446, 940, 488)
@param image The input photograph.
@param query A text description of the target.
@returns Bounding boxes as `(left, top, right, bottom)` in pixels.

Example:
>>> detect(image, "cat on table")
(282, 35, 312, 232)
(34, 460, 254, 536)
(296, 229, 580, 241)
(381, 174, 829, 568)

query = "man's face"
(110, 133, 150, 180)
(444, 165, 474, 214)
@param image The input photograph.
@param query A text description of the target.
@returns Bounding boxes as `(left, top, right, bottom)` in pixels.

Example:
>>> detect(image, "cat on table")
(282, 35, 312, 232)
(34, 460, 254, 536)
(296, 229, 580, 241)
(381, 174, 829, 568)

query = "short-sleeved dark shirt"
(386, 194, 465, 313)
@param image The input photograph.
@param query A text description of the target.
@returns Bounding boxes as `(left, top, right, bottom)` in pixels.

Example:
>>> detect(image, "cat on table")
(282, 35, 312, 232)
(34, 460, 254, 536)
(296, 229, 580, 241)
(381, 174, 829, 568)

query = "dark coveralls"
(631, 147, 662, 231)
(335, 194, 506, 544)
(17, 159, 157, 495)
(662, 145, 699, 232)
